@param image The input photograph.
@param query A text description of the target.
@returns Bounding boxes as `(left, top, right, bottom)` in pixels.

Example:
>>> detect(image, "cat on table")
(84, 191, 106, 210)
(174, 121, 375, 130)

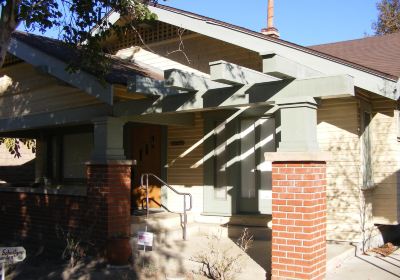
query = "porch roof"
(10, 31, 161, 86)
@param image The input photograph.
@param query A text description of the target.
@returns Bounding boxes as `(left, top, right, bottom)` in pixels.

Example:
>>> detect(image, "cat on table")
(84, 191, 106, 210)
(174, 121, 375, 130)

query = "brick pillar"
(86, 161, 132, 247)
(271, 160, 327, 280)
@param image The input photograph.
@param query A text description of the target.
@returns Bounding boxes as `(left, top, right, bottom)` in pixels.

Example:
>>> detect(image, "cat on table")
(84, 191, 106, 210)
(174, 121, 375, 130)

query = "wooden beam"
(8, 38, 114, 105)
(113, 84, 147, 100)
(164, 69, 228, 91)
(113, 74, 354, 116)
(127, 75, 183, 96)
(122, 113, 195, 126)
(261, 52, 323, 79)
(0, 104, 111, 132)
(210, 60, 279, 85)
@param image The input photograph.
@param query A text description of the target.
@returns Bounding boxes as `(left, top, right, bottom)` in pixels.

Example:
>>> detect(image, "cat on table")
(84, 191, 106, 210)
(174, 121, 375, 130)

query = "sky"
(164, 0, 378, 46)
(17, 0, 379, 47)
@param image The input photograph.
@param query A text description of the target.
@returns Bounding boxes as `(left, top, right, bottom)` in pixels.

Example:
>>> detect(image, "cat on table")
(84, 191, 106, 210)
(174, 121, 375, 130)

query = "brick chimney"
(261, 0, 280, 38)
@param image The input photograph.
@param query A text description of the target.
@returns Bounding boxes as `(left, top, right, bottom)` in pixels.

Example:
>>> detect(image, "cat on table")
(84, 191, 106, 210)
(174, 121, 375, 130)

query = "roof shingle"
(310, 32, 400, 79)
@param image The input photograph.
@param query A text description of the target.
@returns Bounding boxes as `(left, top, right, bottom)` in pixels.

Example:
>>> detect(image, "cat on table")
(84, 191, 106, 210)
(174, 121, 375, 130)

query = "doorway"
(131, 124, 162, 210)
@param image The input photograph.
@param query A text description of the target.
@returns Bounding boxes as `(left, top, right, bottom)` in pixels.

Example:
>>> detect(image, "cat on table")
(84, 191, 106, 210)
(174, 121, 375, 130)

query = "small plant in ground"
(56, 226, 94, 268)
(190, 228, 254, 280)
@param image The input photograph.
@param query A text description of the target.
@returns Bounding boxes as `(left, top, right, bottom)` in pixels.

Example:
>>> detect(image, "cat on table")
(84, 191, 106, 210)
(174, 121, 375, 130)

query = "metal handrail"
(140, 173, 192, 240)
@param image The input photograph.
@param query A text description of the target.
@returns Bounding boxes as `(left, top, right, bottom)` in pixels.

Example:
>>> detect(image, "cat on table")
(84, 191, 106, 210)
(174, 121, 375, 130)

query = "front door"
(239, 117, 275, 213)
(131, 124, 162, 210)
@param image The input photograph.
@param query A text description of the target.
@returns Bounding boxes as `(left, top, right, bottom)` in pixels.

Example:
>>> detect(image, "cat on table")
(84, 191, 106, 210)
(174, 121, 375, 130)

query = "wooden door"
(131, 124, 162, 209)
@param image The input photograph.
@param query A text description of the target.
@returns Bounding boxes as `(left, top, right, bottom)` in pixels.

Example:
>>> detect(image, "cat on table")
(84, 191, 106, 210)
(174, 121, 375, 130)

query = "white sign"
(137, 232, 154, 247)
(0, 247, 26, 264)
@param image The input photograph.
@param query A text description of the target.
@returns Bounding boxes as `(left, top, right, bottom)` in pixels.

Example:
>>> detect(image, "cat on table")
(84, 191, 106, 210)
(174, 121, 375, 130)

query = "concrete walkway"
(328, 249, 400, 280)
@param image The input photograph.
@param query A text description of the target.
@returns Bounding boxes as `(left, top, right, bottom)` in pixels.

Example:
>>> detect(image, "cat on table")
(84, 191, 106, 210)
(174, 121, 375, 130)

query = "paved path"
(328, 249, 400, 280)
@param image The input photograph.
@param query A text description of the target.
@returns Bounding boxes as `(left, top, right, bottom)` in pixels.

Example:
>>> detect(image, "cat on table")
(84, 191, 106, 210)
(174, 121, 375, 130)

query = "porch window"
(63, 133, 93, 181)
(214, 122, 228, 200)
(240, 117, 275, 198)
(361, 111, 374, 190)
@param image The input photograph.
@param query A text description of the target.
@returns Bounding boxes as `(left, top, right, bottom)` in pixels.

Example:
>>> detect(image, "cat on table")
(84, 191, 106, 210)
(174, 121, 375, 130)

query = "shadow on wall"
(0, 159, 35, 187)
(317, 98, 400, 249)
(0, 191, 89, 258)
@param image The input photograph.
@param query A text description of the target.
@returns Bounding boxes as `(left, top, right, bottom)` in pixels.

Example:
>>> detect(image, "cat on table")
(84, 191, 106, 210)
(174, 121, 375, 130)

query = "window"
(63, 133, 93, 181)
(214, 122, 228, 200)
(361, 110, 374, 190)
(240, 117, 275, 198)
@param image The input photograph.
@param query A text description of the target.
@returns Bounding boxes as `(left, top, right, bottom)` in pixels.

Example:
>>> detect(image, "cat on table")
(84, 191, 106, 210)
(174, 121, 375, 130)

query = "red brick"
(271, 161, 327, 280)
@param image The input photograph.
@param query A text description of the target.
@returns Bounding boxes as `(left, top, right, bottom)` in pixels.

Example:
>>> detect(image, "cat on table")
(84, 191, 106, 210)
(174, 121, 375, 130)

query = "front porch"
(2, 30, 385, 280)
(0, 104, 329, 279)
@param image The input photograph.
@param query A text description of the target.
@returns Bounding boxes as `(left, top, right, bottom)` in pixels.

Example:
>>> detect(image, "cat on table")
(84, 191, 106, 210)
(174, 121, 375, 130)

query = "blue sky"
(18, 1, 379, 46)
(164, 0, 378, 46)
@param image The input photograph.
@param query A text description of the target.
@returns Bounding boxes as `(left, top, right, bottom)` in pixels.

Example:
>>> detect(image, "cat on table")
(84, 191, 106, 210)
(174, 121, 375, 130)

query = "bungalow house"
(0, 3, 400, 280)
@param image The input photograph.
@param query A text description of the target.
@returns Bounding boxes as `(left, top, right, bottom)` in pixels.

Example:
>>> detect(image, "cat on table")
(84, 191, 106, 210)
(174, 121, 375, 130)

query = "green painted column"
(91, 117, 126, 161)
(276, 96, 319, 152)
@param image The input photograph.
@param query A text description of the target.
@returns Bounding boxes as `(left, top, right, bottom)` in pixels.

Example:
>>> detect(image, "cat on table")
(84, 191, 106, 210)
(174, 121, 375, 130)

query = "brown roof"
(11, 31, 160, 85)
(310, 32, 400, 79)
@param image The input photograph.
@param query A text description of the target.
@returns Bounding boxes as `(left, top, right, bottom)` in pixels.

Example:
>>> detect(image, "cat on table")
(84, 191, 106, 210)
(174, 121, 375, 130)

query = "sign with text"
(0, 247, 26, 264)
(137, 231, 154, 247)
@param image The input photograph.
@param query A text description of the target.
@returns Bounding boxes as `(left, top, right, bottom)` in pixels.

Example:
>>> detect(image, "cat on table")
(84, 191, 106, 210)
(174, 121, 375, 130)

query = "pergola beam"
(0, 104, 111, 132)
(261, 52, 323, 79)
(128, 76, 183, 96)
(113, 74, 354, 116)
(210, 60, 279, 85)
(121, 113, 195, 126)
(164, 69, 228, 91)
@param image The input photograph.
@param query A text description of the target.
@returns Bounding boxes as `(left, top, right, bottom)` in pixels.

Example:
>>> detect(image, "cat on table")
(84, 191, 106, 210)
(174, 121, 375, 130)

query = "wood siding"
(167, 113, 204, 186)
(0, 63, 100, 119)
(370, 96, 399, 225)
(113, 34, 262, 74)
(317, 98, 364, 242)
(166, 113, 204, 213)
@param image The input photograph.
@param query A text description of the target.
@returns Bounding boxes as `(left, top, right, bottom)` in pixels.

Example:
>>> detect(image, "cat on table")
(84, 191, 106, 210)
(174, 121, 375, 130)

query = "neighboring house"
(0, 4, 399, 280)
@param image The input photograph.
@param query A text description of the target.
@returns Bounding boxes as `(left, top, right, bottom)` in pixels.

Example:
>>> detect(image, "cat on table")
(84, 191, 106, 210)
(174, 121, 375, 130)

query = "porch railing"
(140, 173, 193, 240)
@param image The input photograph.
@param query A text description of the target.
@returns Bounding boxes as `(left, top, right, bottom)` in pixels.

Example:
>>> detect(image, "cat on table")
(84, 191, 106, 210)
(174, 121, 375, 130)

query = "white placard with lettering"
(0, 247, 26, 264)
(137, 231, 154, 247)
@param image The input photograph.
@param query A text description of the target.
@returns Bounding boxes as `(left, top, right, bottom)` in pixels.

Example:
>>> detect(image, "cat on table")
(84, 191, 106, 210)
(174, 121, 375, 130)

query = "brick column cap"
(85, 160, 133, 166)
(265, 151, 331, 162)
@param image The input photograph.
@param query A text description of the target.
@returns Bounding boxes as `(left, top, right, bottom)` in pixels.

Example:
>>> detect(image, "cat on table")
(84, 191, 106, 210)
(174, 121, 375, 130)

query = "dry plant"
(190, 228, 253, 280)
(56, 226, 94, 268)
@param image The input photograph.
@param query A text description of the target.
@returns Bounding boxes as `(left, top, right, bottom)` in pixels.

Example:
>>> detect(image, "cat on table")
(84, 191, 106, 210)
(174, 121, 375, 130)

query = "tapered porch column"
(266, 97, 328, 280)
(86, 117, 132, 262)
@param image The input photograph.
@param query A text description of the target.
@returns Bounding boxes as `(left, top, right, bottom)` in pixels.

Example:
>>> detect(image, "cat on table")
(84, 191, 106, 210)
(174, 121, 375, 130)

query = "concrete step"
(195, 213, 272, 227)
(196, 223, 272, 241)
(327, 242, 356, 271)
(131, 212, 195, 232)
(131, 212, 272, 242)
